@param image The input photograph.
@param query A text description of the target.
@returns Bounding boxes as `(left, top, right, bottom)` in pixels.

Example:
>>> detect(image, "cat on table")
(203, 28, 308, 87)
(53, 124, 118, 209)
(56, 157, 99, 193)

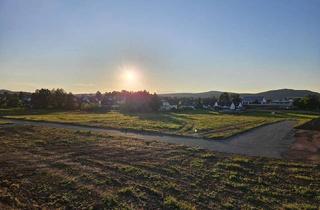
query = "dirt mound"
(285, 130, 320, 162)
(296, 118, 320, 131)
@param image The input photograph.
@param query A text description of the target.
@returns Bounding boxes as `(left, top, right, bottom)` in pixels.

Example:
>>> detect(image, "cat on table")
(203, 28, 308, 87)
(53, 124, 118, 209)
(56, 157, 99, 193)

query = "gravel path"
(2, 119, 296, 158)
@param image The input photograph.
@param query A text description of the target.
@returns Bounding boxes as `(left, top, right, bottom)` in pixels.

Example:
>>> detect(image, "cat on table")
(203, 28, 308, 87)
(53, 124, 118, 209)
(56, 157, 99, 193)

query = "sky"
(0, 0, 319, 93)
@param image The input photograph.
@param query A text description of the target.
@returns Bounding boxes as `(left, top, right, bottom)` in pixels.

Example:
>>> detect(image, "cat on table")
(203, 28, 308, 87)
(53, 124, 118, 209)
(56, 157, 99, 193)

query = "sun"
(124, 69, 136, 82)
(118, 65, 141, 88)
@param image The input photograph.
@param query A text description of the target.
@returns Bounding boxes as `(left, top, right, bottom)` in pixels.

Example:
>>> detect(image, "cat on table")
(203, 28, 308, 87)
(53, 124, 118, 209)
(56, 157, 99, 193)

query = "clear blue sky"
(1, 0, 319, 93)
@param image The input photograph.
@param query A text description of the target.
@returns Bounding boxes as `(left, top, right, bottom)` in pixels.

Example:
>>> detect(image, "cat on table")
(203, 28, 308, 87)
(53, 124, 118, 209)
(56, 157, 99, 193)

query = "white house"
(202, 105, 211, 109)
(230, 102, 236, 110)
(242, 96, 267, 105)
(179, 105, 195, 110)
(160, 101, 177, 111)
(214, 102, 219, 108)
(271, 99, 293, 106)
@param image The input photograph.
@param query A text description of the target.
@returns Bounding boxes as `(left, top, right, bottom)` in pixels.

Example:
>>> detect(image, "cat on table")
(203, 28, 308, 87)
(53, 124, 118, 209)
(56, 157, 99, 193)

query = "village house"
(271, 99, 294, 106)
(178, 105, 196, 110)
(214, 101, 220, 109)
(242, 96, 267, 105)
(230, 102, 236, 110)
(160, 101, 178, 111)
(237, 102, 243, 109)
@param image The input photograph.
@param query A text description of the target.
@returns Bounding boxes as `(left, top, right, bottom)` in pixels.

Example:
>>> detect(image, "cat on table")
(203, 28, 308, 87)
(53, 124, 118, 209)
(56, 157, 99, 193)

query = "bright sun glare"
(124, 69, 136, 82)
(119, 65, 140, 88)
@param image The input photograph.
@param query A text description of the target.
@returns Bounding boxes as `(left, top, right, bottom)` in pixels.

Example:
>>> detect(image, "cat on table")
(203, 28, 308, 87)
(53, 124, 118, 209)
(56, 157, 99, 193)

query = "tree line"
(1, 89, 319, 111)
(0, 92, 27, 108)
(0, 89, 161, 112)
(293, 94, 320, 111)
(163, 92, 241, 108)
(30, 89, 77, 109)
(0, 89, 79, 109)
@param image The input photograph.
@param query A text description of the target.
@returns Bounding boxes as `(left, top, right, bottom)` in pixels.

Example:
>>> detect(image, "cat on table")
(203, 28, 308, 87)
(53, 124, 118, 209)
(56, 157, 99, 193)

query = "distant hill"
(1, 88, 319, 100)
(160, 91, 227, 99)
(0, 89, 14, 94)
(242, 89, 320, 100)
(0, 89, 31, 95)
(160, 89, 320, 100)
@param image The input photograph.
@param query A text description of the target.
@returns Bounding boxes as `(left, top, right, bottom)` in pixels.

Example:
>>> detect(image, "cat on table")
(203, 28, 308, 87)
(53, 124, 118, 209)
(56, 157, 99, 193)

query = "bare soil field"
(286, 118, 320, 162)
(0, 125, 319, 209)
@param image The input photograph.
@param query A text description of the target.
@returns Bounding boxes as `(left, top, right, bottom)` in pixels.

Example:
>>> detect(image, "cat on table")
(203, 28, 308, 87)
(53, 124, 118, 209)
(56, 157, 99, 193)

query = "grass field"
(0, 125, 319, 209)
(4, 110, 318, 139)
(0, 108, 29, 116)
(243, 110, 319, 126)
(0, 120, 9, 125)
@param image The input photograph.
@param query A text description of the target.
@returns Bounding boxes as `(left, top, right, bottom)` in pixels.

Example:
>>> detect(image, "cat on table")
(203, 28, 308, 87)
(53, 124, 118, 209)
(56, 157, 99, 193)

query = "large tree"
(219, 92, 231, 106)
(96, 91, 102, 101)
(293, 94, 320, 110)
(149, 93, 161, 111)
(65, 93, 77, 110)
(31, 89, 51, 109)
(51, 88, 67, 109)
(230, 93, 241, 105)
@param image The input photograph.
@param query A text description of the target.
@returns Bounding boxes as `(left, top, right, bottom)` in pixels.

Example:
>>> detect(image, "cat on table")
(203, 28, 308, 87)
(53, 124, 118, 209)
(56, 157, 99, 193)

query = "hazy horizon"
(1, 0, 320, 93)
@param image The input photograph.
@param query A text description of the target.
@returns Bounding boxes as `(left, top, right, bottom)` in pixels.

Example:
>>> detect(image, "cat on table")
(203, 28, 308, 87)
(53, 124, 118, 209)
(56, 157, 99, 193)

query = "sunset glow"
(124, 69, 137, 82)
(0, 1, 319, 208)
(1, 1, 319, 93)
(118, 65, 142, 90)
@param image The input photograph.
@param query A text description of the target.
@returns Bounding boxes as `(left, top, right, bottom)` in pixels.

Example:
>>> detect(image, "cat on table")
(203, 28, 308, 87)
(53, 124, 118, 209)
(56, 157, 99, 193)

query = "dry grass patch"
(0, 126, 319, 209)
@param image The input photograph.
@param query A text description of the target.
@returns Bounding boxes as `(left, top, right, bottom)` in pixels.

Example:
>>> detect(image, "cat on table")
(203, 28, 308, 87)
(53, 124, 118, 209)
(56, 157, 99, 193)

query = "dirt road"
(2, 119, 296, 158)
